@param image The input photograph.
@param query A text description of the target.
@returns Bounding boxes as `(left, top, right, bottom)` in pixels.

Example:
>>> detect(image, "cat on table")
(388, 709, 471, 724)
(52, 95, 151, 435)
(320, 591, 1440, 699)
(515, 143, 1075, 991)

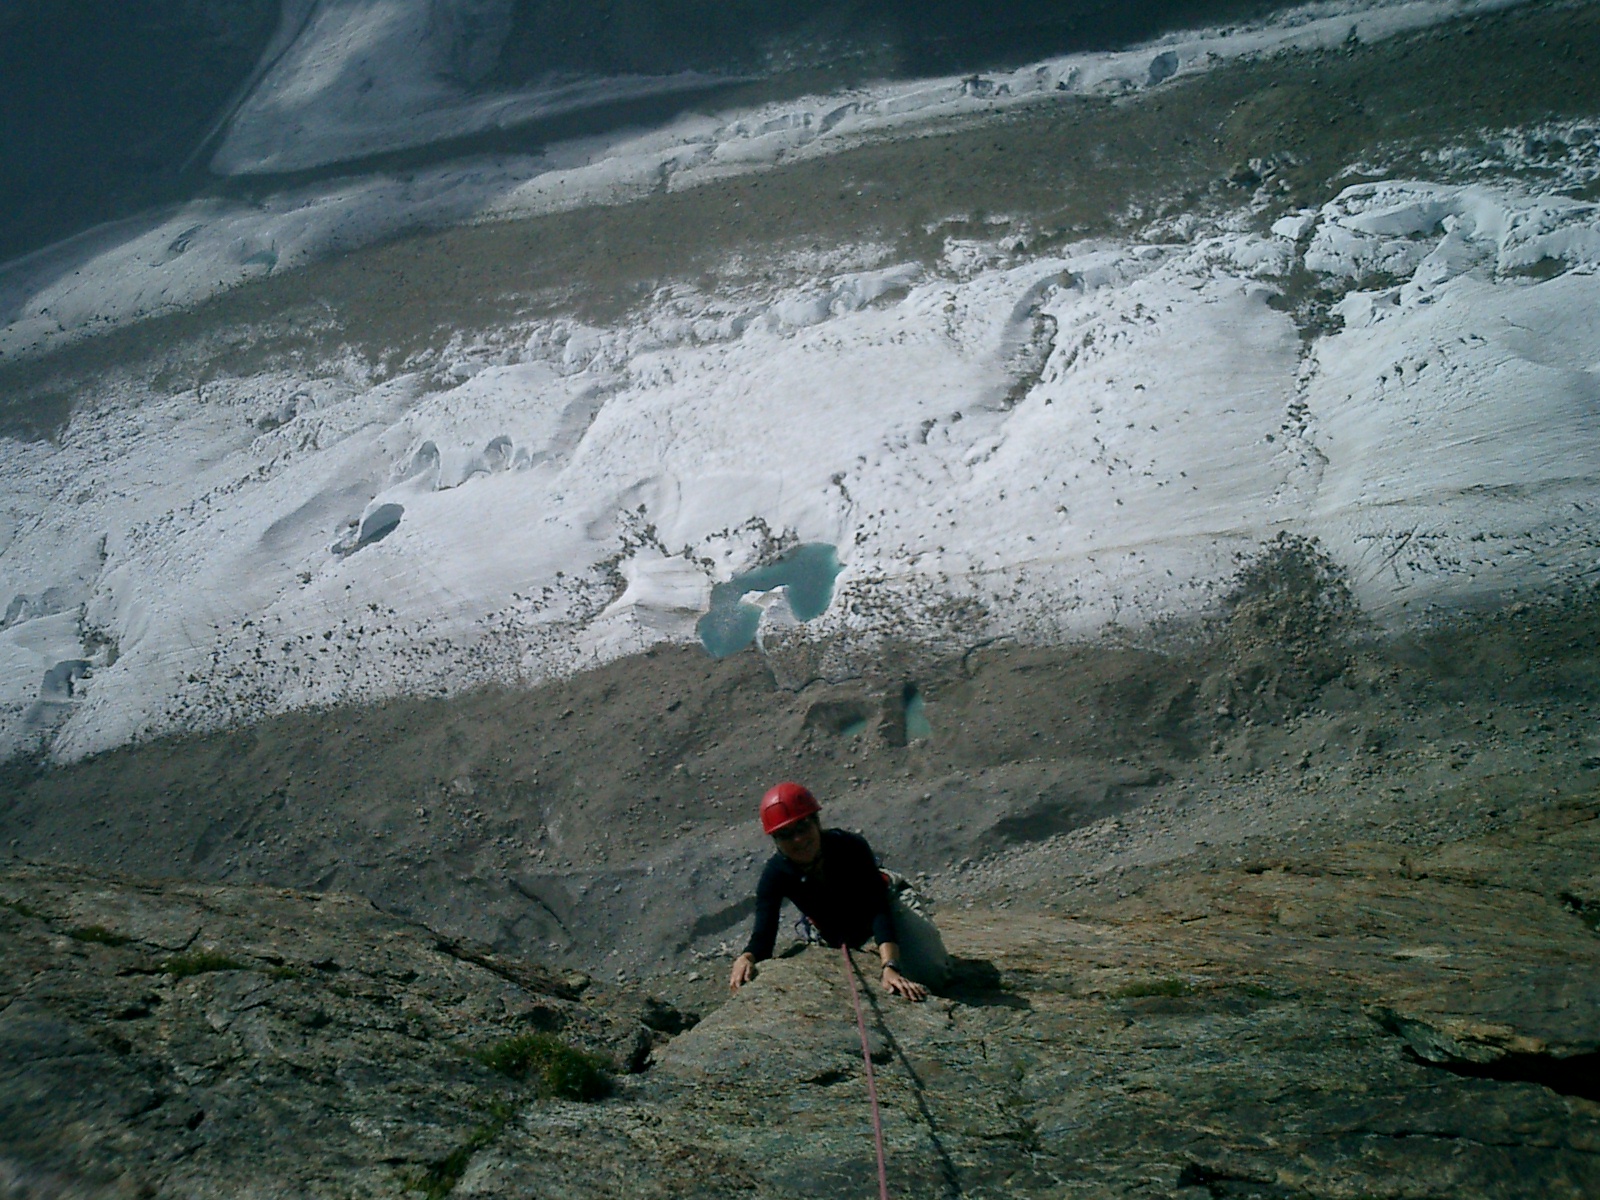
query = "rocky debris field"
(3, 784, 1597, 1198)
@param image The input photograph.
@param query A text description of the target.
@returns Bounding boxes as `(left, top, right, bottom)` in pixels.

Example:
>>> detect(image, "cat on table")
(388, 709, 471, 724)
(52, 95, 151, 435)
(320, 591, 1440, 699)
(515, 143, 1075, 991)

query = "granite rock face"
(5, 796, 1597, 1199)
(473, 797, 1600, 1199)
(0, 866, 676, 1199)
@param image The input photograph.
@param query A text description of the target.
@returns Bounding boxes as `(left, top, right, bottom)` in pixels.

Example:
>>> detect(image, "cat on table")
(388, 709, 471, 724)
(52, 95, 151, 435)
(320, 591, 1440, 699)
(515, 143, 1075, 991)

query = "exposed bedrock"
(3, 791, 1596, 1197)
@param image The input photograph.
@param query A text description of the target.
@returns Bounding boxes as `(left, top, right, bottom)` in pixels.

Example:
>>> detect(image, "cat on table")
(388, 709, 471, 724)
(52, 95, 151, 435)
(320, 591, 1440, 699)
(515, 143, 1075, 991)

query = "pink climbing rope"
(841, 945, 891, 1200)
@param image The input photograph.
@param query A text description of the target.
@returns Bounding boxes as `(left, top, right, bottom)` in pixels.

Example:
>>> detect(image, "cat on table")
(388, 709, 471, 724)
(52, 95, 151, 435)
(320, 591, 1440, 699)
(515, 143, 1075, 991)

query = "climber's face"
(772, 814, 822, 868)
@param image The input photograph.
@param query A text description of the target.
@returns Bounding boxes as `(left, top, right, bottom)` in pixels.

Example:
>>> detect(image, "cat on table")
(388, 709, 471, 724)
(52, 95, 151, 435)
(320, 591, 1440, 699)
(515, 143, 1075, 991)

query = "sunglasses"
(772, 821, 815, 844)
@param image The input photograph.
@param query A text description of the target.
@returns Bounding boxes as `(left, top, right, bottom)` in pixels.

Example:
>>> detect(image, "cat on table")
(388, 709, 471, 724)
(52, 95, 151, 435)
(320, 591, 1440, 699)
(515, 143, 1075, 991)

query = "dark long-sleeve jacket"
(742, 828, 896, 961)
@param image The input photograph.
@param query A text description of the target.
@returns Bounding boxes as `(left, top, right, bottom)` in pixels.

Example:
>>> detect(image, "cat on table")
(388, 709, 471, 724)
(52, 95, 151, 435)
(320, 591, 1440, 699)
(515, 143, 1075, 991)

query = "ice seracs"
(3, 172, 1598, 760)
(1301, 186, 1600, 600)
(597, 550, 715, 642)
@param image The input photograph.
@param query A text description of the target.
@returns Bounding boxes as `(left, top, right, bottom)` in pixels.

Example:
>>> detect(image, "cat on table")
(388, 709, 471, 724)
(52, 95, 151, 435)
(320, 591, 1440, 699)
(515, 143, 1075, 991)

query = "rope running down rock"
(842, 945, 891, 1200)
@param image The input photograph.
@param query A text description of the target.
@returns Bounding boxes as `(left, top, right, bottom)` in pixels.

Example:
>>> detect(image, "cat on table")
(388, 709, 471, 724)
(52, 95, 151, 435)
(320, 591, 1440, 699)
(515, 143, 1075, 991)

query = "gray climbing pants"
(889, 894, 951, 989)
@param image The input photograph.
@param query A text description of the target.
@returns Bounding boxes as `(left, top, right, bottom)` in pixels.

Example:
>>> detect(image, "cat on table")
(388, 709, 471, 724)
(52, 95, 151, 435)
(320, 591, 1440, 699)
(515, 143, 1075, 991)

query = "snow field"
(0, 0, 1536, 364)
(2, 175, 1598, 759)
(214, 0, 1533, 178)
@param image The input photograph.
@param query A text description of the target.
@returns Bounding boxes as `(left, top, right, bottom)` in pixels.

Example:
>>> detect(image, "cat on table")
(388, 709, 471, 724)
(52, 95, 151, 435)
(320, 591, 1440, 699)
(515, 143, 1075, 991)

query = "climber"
(728, 781, 949, 1000)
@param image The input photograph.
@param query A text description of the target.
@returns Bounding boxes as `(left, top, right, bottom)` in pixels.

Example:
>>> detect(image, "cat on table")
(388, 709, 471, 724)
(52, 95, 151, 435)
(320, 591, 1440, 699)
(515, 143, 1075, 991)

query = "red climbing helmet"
(760, 781, 821, 835)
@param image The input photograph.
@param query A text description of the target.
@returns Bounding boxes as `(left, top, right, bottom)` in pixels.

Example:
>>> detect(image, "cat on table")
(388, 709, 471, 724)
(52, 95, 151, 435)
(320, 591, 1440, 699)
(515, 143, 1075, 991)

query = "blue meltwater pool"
(697, 543, 842, 658)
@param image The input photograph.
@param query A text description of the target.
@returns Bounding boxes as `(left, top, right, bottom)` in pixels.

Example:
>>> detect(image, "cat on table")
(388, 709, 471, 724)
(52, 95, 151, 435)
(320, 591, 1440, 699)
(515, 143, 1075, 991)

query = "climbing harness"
(841, 945, 891, 1200)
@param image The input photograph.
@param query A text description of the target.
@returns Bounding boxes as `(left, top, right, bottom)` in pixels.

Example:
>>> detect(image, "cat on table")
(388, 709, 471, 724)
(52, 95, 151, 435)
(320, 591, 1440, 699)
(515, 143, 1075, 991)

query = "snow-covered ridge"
(0, 0, 1531, 363)
(210, 0, 727, 176)
(3, 175, 1597, 760)
(214, 0, 1528, 177)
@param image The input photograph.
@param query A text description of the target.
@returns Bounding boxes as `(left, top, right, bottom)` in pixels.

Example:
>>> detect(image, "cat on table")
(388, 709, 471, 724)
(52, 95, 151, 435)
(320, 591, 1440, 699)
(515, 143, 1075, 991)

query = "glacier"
(2, 167, 1597, 760)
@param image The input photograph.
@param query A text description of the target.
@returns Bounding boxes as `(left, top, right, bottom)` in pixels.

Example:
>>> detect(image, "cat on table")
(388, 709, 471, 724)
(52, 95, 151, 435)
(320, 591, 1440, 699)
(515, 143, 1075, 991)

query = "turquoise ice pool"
(902, 684, 932, 741)
(697, 543, 842, 658)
